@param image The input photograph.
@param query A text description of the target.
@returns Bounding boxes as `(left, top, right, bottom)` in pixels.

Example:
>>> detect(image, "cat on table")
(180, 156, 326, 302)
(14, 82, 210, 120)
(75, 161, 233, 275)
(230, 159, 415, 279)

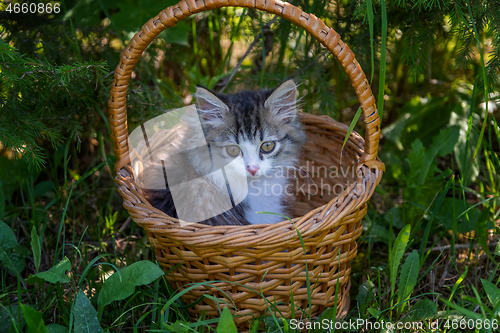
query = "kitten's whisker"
(287, 170, 298, 182)
(300, 168, 314, 184)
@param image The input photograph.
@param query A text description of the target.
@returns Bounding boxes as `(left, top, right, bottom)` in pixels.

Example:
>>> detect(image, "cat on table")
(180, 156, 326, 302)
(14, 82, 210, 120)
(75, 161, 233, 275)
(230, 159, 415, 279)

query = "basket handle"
(108, 0, 384, 172)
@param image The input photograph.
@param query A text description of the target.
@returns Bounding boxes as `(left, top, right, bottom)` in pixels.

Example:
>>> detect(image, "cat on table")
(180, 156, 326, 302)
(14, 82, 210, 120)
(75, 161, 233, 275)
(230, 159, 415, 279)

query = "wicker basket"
(108, 0, 385, 328)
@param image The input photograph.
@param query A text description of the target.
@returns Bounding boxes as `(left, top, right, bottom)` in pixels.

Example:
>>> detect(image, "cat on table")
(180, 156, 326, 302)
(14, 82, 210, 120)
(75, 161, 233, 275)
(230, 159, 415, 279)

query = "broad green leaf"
(397, 250, 420, 306)
(436, 198, 482, 233)
(73, 289, 105, 333)
(27, 257, 71, 284)
(405, 126, 460, 188)
(46, 324, 69, 333)
(405, 139, 425, 187)
(20, 304, 48, 333)
(14, 244, 31, 256)
(314, 307, 337, 333)
(418, 175, 454, 266)
(401, 298, 437, 322)
(33, 180, 54, 198)
(164, 320, 190, 333)
(110, 0, 181, 33)
(0, 221, 25, 275)
(404, 181, 446, 228)
(0, 250, 25, 276)
(0, 305, 23, 332)
(384, 207, 404, 229)
(366, 307, 381, 317)
(403, 130, 451, 225)
(356, 279, 375, 305)
(0, 220, 17, 250)
(481, 279, 500, 309)
(382, 97, 453, 151)
(159, 20, 190, 46)
(356, 280, 375, 314)
(362, 219, 390, 244)
(31, 226, 41, 273)
(264, 316, 280, 332)
(217, 307, 237, 333)
(317, 307, 336, 322)
(312, 309, 333, 333)
(418, 126, 460, 185)
(389, 224, 411, 297)
(429, 125, 461, 155)
(97, 260, 164, 309)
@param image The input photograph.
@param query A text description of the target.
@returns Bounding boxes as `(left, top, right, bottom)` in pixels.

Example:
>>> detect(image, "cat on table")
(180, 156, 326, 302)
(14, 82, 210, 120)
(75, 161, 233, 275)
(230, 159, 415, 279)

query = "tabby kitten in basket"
(140, 80, 306, 226)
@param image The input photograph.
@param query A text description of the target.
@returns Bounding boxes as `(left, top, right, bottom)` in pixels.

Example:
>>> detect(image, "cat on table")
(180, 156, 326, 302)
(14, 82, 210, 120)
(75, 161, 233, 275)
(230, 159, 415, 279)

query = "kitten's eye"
(260, 141, 276, 153)
(226, 145, 241, 157)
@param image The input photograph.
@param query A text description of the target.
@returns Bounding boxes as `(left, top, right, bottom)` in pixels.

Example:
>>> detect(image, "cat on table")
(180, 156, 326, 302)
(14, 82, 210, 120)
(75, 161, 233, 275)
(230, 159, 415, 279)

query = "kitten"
(139, 80, 306, 226)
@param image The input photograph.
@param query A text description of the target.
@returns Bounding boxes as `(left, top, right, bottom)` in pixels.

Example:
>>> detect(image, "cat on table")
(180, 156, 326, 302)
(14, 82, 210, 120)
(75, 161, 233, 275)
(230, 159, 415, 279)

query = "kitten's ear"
(265, 80, 298, 124)
(195, 87, 228, 125)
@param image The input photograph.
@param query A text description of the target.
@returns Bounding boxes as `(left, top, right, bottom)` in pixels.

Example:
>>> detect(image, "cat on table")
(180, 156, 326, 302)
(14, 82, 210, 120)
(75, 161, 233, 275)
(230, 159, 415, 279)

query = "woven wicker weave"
(108, 0, 385, 329)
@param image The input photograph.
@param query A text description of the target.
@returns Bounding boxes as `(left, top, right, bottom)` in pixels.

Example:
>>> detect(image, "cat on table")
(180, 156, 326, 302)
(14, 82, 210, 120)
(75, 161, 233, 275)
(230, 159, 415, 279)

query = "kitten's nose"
(246, 165, 260, 176)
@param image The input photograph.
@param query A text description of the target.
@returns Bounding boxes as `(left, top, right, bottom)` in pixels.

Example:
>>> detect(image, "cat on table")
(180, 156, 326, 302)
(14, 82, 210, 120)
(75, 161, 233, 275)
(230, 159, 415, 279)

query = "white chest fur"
(244, 175, 288, 224)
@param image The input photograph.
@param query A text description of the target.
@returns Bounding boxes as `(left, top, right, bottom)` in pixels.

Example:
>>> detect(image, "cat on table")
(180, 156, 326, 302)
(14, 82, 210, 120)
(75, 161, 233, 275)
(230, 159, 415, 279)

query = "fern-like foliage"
(353, 0, 500, 85)
(0, 40, 109, 170)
